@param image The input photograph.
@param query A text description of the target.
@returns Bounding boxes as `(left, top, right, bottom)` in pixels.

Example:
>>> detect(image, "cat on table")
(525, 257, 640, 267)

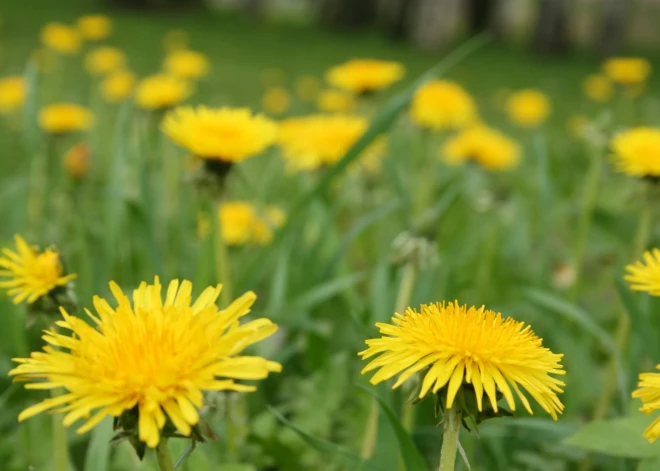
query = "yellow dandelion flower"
(294, 75, 321, 102)
(603, 57, 651, 85)
(135, 74, 191, 111)
(625, 249, 660, 296)
(162, 106, 277, 163)
(218, 202, 284, 246)
(38, 103, 94, 134)
(63, 142, 90, 180)
(77, 14, 112, 41)
(0, 76, 26, 114)
(9, 277, 281, 448)
(0, 235, 76, 304)
(326, 59, 404, 94)
(633, 367, 660, 442)
(262, 87, 291, 116)
(442, 125, 521, 171)
(505, 89, 551, 128)
(317, 89, 356, 113)
(610, 127, 660, 177)
(583, 74, 613, 103)
(85, 46, 125, 76)
(41, 23, 80, 55)
(261, 67, 286, 87)
(410, 80, 478, 131)
(360, 302, 566, 419)
(164, 50, 210, 80)
(101, 70, 136, 103)
(163, 29, 189, 53)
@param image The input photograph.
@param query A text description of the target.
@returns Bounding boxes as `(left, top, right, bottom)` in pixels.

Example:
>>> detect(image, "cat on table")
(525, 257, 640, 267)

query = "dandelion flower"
(603, 57, 651, 85)
(135, 74, 191, 111)
(327, 59, 404, 94)
(9, 277, 281, 448)
(583, 74, 613, 103)
(505, 89, 551, 128)
(262, 87, 291, 116)
(77, 15, 112, 41)
(634, 367, 660, 442)
(610, 127, 660, 177)
(0, 76, 26, 114)
(164, 50, 210, 80)
(0, 235, 76, 304)
(294, 75, 321, 102)
(85, 47, 125, 76)
(625, 249, 660, 296)
(219, 202, 285, 246)
(63, 143, 90, 180)
(360, 302, 566, 419)
(38, 103, 94, 134)
(41, 23, 80, 55)
(101, 70, 136, 103)
(317, 89, 356, 113)
(442, 125, 521, 171)
(410, 80, 478, 131)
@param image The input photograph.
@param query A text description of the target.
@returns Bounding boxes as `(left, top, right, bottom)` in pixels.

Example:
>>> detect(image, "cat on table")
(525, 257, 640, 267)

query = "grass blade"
(84, 417, 114, 471)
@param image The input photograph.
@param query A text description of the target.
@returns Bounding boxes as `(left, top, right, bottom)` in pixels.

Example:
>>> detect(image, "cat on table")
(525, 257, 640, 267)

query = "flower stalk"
(156, 439, 175, 471)
(438, 402, 462, 471)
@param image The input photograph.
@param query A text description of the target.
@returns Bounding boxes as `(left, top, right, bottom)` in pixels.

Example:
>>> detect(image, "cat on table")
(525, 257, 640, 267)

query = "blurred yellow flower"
(566, 115, 589, 140)
(443, 125, 521, 171)
(410, 80, 477, 131)
(294, 75, 321, 102)
(64, 142, 90, 180)
(610, 127, 660, 177)
(262, 87, 291, 116)
(85, 46, 125, 76)
(41, 23, 80, 55)
(9, 277, 280, 448)
(77, 14, 112, 41)
(163, 29, 189, 52)
(603, 57, 651, 85)
(162, 106, 277, 163)
(360, 302, 565, 419)
(164, 50, 210, 80)
(583, 74, 613, 103)
(317, 89, 356, 113)
(219, 201, 285, 246)
(0, 76, 26, 114)
(101, 70, 136, 102)
(0, 235, 76, 304)
(39, 103, 94, 134)
(261, 67, 286, 87)
(634, 368, 660, 442)
(625, 249, 660, 296)
(506, 89, 551, 128)
(135, 74, 191, 111)
(327, 59, 404, 94)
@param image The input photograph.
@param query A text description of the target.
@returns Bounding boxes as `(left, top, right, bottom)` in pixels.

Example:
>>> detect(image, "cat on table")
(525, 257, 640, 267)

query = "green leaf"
(639, 457, 660, 471)
(290, 271, 366, 312)
(21, 60, 40, 155)
(84, 417, 114, 471)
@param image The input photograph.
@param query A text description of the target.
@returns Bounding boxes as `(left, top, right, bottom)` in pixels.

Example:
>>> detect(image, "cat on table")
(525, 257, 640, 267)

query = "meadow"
(1, 1, 660, 471)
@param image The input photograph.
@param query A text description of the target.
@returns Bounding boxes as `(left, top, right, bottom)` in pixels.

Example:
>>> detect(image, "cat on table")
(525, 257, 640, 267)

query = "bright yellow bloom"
(0, 235, 76, 304)
(219, 202, 285, 246)
(634, 367, 660, 442)
(63, 142, 90, 180)
(0, 76, 26, 114)
(135, 74, 191, 111)
(603, 57, 651, 85)
(77, 15, 112, 41)
(262, 87, 291, 116)
(505, 89, 551, 128)
(38, 103, 94, 134)
(410, 80, 477, 131)
(162, 106, 277, 162)
(326, 59, 404, 94)
(85, 47, 125, 76)
(610, 127, 660, 177)
(261, 67, 286, 87)
(101, 70, 136, 102)
(625, 249, 660, 296)
(41, 23, 80, 55)
(360, 302, 566, 419)
(442, 125, 521, 171)
(163, 29, 189, 52)
(164, 50, 210, 80)
(294, 75, 321, 102)
(9, 277, 281, 448)
(583, 74, 613, 103)
(317, 89, 356, 113)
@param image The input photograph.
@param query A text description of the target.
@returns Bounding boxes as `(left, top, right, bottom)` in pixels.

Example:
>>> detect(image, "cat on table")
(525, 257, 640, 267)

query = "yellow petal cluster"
(218, 201, 286, 246)
(85, 47, 125, 76)
(410, 80, 478, 131)
(41, 23, 80, 55)
(625, 249, 660, 296)
(603, 57, 651, 85)
(634, 367, 660, 442)
(38, 103, 94, 134)
(583, 74, 613, 103)
(262, 87, 291, 116)
(77, 15, 112, 41)
(101, 70, 136, 103)
(135, 74, 191, 111)
(317, 89, 356, 113)
(442, 125, 521, 171)
(164, 50, 210, 80)
(327, 59, 404, 94)
(0, 76, 26, 114)
(610, 127, 660, 177)
(505, 89, 551, 128)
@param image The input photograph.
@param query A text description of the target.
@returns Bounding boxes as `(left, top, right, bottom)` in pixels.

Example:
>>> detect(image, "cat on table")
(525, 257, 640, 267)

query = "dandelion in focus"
(135, 74, 191, 111)
(9, 277, 281, 448)
(603, 57, 651, 85)
(0, 235, 76, 304)
(38, 103, 94, 134)
(41, 23, 80, 55)
(164, 50, 210, 80)
(610, 127, 660, 177)
(625, 249, 660, 296)
(101, 70, 136, 103)
(85, 46, 125, 76)
(77, 14, 112, 41)
(410, 80, 478, 131)
(317, 89, 356, 113)
(219, 202, 285, 246)
(262, 87, 291, 116)
(442, 125, 521, 171)
(506, 89, 551, 128)
(0, 77, 26, 115)
(64, 142, 90, 180)
(327, 59, 404, 95)
(294, 75, 321, 102)
(634, 368, 660, 442)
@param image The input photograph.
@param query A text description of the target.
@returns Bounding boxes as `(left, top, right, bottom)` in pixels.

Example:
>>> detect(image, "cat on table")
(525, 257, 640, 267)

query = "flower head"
(610, 127, 660, 177)
(41, 23, 80, 55)
(0, 76, 26, 114)
(135, 74, 191, 111)
(442, 125, 521, 171)
(64, 142, 90, 180)
(0, 235, 76, 304)
(9, 277, 281, 448)
(39, 103, 94, 134)
(77, 15, 112, 41)
(262, 87, 291, 116)
(583, 74, 613, 103)
(101, 70, 136, 103)
(85, 47, 125, 76)
(603, 57, 651, 85)
(294, 75, 321, 102)
(505, 89, 551, 128)
(625, 249, 660, 296)
(317, 89, 356, 113)
(410, 80, 477, 131)
(360, 302, 565, 419)
(634, 367, 660, 442)
(162, 106, 277, 162)
(164, 50, 210, 80)
(218, 202, 285, 246)
(327, 59, 404, 94)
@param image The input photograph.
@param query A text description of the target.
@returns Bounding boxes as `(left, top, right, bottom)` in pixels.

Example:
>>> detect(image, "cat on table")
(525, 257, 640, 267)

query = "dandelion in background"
(0, 235, 76, 304)
(326, 59, 404, 95)
(442, 125, 521, 171)
(215, 201, 286, 246)
(409, 79, 478, 131)
(0, 76, 26, 115)
(610, 127, 660, 178)
(262, 87, 291, 116)
(583, 74, 613, 103)
(135, 74, 191, 111)
(294, 75, 321, 102)
(603, 57, 651, 86)
(77, 14, 112, 41)
(9, 277, 281, 449)
(41, 23, 80, 55)
(101, 70, 136, 103)
(317, 89, 356, 113)
(85, 46, 125, 76)
(505, 89, 551, 128)
(63, 142, 90, 180)
(38, 103, 94, 134)
(164, 50, 210, 81)
(625, 248, 660, 296)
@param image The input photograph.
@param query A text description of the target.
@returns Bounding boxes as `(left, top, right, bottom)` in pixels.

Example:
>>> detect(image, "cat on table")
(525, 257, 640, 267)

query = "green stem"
(52, 390, 69, 471)
(438, 402, 462, 471)
(156, 438, 175, 471)
(212, 199, 232, 307)
(476, 213, 499, 302)
(360, 399, 379, 459)
(534, 132, 550, 285)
